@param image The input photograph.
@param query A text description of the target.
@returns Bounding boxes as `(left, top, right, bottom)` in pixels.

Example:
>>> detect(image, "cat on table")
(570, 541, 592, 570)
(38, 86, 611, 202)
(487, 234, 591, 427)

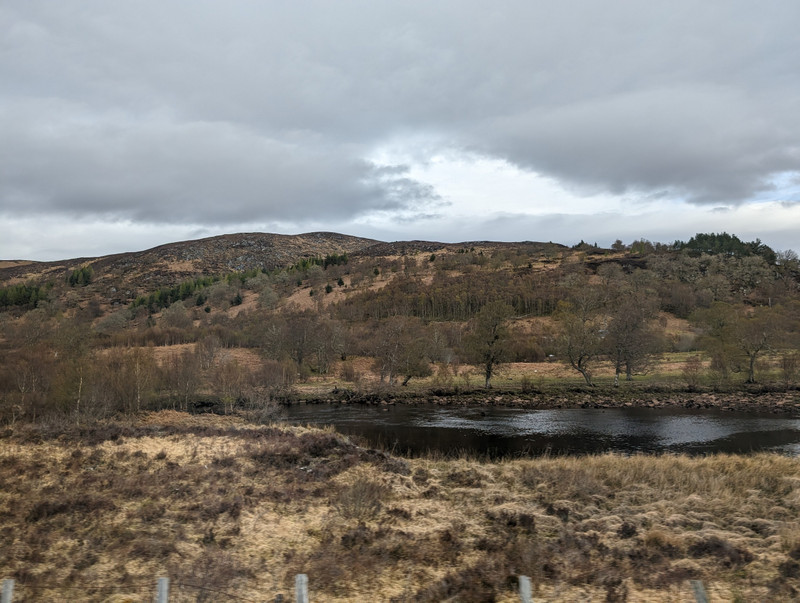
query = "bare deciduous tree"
(604, 280, 663, 385)
(462, 301, 513, 388)
(555, 283, 606, 386)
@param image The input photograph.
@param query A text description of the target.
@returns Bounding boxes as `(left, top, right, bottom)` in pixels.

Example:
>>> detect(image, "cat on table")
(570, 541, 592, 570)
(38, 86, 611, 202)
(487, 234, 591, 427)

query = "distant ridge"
(0, 232, 573, 294)
(0, 231, 380, 288)
(356, 240, 567, 257)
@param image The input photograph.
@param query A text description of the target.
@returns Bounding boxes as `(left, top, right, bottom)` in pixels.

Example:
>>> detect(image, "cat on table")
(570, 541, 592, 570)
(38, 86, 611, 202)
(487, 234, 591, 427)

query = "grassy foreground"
(2, 413, 800, 602)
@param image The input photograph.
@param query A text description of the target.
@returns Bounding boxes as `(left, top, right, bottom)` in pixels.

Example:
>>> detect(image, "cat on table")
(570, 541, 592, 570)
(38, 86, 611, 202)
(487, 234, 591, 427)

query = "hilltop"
(0, 231, 377, 293)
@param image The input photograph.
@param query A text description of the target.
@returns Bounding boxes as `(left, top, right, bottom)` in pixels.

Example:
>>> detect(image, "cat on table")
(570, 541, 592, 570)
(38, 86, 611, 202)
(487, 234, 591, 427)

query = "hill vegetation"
(2, 232, 800, 601)
(1, 231, 800, 424)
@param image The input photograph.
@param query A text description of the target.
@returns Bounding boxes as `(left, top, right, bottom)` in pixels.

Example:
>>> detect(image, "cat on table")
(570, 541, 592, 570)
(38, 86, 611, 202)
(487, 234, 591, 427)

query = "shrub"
(340, 362, 361, 384)
(26, 495, 115, 522)
(682, 355, 704, 390)
(334, 477, 387, 520)
(781, 351, 799, 388)
(688, 535, 753, 567)
(519, 374, 540, 394)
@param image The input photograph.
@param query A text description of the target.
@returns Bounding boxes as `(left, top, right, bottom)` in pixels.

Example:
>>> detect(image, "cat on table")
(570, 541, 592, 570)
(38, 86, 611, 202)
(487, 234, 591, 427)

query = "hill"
(0, 231, 377, 284)
(1, 230, 799, 425)
(0, 231, 378, 306)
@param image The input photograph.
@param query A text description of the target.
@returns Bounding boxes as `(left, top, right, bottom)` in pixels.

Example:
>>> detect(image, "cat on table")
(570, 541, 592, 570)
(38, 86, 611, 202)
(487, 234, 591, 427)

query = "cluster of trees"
(335, 270, 561, 321)
(336, 242, 797, 328)
(676, 232, 776, 263)
(0, 313, 294, 424)
(125, 255, 352, 316)
(0, 283, 49, 310)
(547, 269, 663, 386)
(66, 265, 94, 287)
(131, 276, 220, 313)
(690, 301, 800, 385)
(287, 253, 349, 274)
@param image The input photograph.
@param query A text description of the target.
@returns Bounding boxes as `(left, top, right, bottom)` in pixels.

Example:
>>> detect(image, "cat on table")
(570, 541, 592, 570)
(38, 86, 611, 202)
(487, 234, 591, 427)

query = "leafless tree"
(462, 301, 513, 388)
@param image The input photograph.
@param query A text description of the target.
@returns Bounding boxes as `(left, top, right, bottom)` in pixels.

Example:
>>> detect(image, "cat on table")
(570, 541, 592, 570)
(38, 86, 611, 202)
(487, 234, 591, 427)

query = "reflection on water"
(285, 404, 800, 457)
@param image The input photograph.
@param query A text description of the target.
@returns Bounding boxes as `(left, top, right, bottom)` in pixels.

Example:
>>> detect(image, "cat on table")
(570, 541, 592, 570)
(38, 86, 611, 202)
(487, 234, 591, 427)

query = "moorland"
(2, 231, 800, 601)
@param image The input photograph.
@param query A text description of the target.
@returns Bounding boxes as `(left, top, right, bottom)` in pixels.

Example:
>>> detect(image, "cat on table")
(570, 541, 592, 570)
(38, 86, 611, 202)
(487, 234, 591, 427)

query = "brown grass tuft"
(333, 477, 387, 520)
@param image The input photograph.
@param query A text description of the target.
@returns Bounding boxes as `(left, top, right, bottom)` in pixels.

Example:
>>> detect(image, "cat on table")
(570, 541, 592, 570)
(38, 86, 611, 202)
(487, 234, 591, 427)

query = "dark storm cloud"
(0, 99, 440, 223)
(480, 85, 800, 203)
(2, 0, 800, 230)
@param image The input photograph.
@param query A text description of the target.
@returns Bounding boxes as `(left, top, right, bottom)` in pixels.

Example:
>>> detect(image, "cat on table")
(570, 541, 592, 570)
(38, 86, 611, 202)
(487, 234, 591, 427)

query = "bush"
(26, 495, 115, 522)
(682, 355, 704, 390)
(519, 374, 540, 394)
(781, 351, 799, 388)
(688, 535, 753, 567)
(340, 362, 361, 384)
(334, 477, 387, 520)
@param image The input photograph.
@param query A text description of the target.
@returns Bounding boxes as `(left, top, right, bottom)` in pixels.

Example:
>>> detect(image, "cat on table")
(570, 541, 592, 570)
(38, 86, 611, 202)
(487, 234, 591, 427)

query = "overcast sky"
(2, 1, 799, 261)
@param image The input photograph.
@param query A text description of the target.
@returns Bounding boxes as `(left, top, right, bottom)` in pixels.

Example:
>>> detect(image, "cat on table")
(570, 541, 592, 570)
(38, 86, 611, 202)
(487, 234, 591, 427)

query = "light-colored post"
(1, 579, 14, 603)
(156, 576, 169, 603)
(295, 574, 308, 603)
(690, 580, 708, 603)
(519, 575, 532, 603)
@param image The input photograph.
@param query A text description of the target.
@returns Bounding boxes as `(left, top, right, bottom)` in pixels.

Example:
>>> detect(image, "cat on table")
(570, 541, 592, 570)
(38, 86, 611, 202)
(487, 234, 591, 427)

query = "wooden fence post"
(519, 575, 532, 603)
(690, 580, 708, 603)
(1, 579, 14, 603)
(295, 574, 308, 603)
(156, 576, 169, 603)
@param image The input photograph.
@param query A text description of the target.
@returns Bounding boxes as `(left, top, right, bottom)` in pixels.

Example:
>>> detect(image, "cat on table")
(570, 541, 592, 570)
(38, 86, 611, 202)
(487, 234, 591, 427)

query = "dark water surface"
(285, 403, 800, 457)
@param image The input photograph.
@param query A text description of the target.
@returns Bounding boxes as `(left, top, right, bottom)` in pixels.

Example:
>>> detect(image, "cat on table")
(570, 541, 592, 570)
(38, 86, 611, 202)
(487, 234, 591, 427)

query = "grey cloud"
(0, 99, 442, 224)
(2, 0, 800, 232)
(479, 86, 800, 203)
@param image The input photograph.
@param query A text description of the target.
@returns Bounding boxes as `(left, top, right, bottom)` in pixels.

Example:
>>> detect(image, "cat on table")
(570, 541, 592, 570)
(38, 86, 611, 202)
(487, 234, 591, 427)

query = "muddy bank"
(299, 387, 800, 415)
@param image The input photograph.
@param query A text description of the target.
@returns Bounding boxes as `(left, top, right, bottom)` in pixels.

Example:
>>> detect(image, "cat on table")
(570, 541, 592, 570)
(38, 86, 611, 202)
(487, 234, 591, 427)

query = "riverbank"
(298, 386, 800, 416)
(2, 412, 799, 601)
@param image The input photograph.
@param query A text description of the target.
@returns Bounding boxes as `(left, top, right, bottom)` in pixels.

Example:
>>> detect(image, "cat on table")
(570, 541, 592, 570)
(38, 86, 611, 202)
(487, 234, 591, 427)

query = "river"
(284, 403, 800, 457)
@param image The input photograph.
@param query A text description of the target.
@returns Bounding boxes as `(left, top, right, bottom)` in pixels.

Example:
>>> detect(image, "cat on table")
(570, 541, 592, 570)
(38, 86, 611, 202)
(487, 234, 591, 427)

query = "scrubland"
(2, 411, 800, 601)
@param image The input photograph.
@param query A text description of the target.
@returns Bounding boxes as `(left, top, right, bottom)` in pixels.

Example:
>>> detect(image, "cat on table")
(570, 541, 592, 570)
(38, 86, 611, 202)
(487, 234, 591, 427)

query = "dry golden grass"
(0, 261, 34, 269)
(163, 260, 200, 273)
(283, 285, 319, 310)
(140, 343, 263, 374)
(1, 413, 799, 601)
(225, 290, 259, 318)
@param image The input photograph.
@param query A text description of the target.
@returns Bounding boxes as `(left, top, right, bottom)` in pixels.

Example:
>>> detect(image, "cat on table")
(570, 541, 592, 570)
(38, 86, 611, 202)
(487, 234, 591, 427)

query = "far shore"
(282, 386, 800, 416)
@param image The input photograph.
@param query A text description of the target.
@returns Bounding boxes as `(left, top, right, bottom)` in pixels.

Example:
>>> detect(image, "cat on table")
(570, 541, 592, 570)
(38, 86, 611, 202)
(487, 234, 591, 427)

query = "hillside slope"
(0, 231, 379, 291)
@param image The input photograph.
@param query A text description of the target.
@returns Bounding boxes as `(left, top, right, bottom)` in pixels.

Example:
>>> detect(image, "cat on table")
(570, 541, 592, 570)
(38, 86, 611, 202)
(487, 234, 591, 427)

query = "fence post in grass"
(156, 577, 169, 603)
(1, 579, 14, 603)
(295, 574, 309, 603)
(519, 575, 532, 603)
(690, 580, 708, 603)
